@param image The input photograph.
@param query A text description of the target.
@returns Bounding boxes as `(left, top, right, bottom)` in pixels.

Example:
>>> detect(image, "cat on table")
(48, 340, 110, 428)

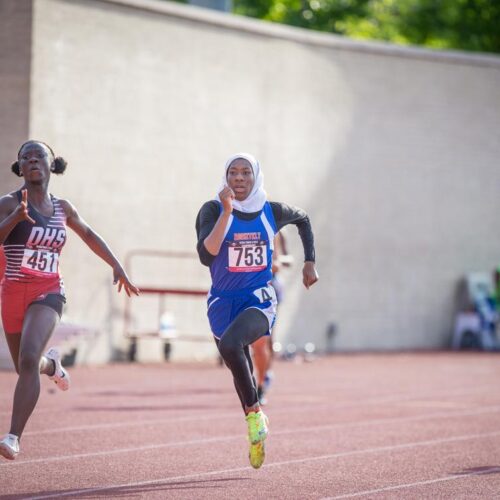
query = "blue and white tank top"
(210, 201, 277, 292)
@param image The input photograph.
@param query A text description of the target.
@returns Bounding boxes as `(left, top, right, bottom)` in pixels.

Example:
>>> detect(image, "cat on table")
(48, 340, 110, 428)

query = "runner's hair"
(11, 140, 67, 176)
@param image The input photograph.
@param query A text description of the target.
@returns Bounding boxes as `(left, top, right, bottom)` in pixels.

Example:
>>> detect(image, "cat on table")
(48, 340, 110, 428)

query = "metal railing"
(123, 249, 210, 360)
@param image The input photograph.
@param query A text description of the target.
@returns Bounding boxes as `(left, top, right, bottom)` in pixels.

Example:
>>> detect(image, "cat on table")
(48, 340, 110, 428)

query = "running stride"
(196, 153, 318, 468)
(0, 140, 139, 460)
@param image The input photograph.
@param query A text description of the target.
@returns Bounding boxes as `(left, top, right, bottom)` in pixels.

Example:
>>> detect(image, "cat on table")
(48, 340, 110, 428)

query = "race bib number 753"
(228, 243, 267, 273)
(20, 249, 59, 278)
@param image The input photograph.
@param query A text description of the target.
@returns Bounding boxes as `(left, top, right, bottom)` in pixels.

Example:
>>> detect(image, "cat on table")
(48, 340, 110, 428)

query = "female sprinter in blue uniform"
(0, 140, 139, 460)
(196, 153, 318, 468)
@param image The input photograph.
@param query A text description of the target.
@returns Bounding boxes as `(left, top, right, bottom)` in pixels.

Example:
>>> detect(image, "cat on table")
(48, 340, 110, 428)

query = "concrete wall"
(0, 0, 33, 367)
(0, 0, 32, 192)
(2, 0, 500, 360)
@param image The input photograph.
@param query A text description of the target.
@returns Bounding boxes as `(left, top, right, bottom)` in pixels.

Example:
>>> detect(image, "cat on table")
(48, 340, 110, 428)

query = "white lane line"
(19, 401, 500, 437)
(324, 467, 500, 499)
(1, 382, 499, 417)
(6, 434, 241, 467)
(26, 430, 500, 500)
(0, 382, 225, 407)
(4, 405, 500, 467)
(22, 411, 242, 436)
(2, 382, 499, 425)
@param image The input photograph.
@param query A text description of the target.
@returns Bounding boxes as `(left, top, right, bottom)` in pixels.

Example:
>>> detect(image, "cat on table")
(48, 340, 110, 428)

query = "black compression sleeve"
(270, 202, 316, 263)
(195, 201, 221, 266)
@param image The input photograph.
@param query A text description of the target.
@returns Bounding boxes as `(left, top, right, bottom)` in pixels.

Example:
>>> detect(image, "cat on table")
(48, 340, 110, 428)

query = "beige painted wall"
(0, 0, 33, 367)
(2, 0, 500, 361)
(0, 0, 32, 192)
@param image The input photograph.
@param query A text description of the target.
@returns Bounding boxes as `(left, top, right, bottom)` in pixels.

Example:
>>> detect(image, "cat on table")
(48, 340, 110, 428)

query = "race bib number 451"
(228, 244, 267, 272)
(20, 249, 59, 278)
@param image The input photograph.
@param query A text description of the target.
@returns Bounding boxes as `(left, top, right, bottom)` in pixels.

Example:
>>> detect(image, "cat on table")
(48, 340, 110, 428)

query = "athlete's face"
(226, 159, 254, 201)
(18, 142, 53, 185)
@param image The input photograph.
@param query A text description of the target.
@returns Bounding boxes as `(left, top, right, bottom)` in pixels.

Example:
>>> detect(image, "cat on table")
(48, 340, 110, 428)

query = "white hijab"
(216, 153, 267, 213)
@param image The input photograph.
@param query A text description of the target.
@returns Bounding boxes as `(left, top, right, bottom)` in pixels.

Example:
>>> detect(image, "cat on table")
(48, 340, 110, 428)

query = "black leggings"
(215, 308, 269, 410)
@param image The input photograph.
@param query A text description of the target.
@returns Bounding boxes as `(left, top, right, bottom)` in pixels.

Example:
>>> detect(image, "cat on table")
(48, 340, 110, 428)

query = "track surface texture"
(1, 352, 500, 499)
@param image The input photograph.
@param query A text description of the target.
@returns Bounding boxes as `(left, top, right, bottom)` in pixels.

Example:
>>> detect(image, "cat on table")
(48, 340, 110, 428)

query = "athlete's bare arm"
(0, 190, 35, 245)
(60, 199, 139, 296)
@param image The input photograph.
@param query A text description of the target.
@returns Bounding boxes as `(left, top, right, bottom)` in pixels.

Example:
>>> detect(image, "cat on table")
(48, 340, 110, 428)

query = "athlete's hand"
(302, 261, 319, 289)
(113, 265, 140, 297)
(219, 186, 235, 213)
(13, 189, 35, 224)
(272, 260, 280, 274)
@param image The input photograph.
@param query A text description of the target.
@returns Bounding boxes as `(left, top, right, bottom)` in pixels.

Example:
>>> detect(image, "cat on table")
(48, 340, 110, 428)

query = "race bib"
(253, 283, 278, 304)
(20, 248, 59, 278)
(228, 243, 268, 272)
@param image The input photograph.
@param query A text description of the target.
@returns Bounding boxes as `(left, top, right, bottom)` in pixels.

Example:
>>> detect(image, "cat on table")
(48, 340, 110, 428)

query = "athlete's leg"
(243, 345, 257, 394)
(217, 308, 269, 411)
(4, 331, 59, 376)
(9, 304, 59, 437)
(252, 336, 271, 388)
(4, 333, 21, 374)
(218, 343, 257, 411)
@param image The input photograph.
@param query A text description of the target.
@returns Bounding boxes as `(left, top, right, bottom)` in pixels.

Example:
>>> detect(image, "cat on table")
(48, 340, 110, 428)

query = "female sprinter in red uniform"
(0, 140, 139, 460)
(196, 153, 318, 468)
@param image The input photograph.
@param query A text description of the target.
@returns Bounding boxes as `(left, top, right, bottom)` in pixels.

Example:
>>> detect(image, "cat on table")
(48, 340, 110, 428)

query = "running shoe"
(246, 410, 269, 469)
(246, 410, 269, 444)
(249, 440, 265, 469)
(45, 347, 71, 391)
(0, 434, 19, 460)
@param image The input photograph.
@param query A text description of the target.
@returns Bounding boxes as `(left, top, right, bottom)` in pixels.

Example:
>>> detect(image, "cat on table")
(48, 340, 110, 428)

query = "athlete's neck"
(23, 184, 52, 211)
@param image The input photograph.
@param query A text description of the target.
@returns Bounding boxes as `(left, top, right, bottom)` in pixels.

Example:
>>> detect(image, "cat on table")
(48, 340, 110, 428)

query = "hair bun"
(11, 161, 22, 177)
(52, 157, 67, 175)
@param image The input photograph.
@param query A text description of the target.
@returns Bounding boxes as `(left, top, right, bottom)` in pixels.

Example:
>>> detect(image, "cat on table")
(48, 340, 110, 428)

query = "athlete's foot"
(249, 440, 266, 469)
(263, 370, 274, 392)
(0, 434, 20, 460)
(45, 348, 71, 391)
(246, 410, 269, 469)
(246, 409, 269, 444)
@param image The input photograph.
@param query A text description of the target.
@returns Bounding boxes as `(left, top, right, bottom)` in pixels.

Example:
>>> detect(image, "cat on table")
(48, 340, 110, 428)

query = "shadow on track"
(2, 477, 252, 499)
(452, 465, 500, 476)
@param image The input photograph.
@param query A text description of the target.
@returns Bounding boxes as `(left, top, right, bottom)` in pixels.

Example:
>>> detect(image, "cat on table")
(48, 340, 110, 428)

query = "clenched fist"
(219, 186, 235, 214)
(302, 261, 319, 290)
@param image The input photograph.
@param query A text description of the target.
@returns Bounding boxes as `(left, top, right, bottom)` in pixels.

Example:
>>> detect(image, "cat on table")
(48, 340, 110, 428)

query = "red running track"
(1, 352, 500, 499)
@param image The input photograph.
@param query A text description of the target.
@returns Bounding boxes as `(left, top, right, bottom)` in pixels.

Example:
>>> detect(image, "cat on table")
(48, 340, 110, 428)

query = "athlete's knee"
(217, 334, 241, 363)
(252, 336, 268, 354)
(18, 350, 40, 374)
